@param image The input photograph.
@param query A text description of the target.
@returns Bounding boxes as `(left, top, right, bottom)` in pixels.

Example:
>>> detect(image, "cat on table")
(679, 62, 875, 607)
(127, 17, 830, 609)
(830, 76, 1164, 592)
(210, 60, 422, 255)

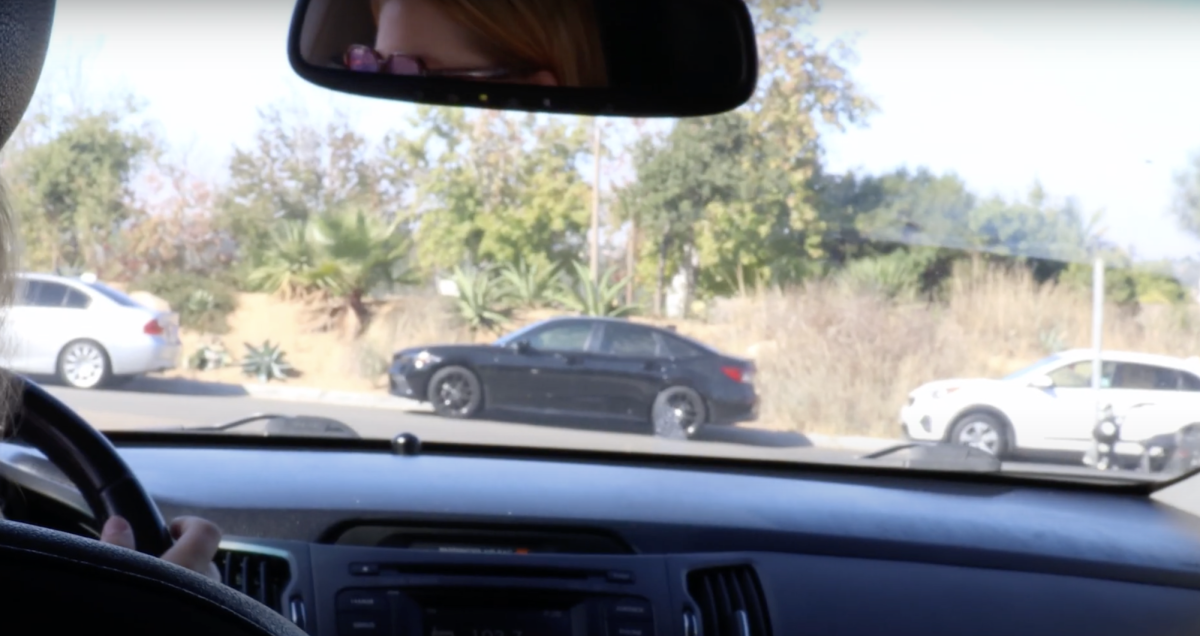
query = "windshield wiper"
(861, 442, 1002, 472)
(161, 413, 361, 439)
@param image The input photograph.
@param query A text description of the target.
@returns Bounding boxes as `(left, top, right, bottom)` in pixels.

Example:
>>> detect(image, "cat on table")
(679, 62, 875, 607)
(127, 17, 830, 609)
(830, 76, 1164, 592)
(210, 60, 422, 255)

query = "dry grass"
(701, 261, 1200, 437)
(167, 263, 1200, 439)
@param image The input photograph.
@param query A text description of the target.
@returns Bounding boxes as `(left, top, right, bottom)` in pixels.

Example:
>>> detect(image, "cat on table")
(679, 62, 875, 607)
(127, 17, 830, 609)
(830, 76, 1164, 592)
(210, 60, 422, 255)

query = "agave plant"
(497, 257, 559, 309)
(189, 341, 232, 371)
(240, 340, 293, 383)
(554, 261, 636, 317)
(185, 289, 217, 314)
(451, 265, 510, 333)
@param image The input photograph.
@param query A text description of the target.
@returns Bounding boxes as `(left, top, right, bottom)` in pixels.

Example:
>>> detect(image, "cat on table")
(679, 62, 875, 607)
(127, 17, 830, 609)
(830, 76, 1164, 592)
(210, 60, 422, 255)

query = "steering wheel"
(11, 378, 174, 555)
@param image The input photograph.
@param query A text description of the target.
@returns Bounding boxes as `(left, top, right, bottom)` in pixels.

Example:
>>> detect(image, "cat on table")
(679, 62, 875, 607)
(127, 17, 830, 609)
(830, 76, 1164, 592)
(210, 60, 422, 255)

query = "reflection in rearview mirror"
(289, 0, 758, 117)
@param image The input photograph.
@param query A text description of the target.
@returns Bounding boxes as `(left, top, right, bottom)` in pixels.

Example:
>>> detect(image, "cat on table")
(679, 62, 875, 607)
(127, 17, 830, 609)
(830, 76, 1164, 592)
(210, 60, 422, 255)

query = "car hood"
(910, 378, 1010, 396)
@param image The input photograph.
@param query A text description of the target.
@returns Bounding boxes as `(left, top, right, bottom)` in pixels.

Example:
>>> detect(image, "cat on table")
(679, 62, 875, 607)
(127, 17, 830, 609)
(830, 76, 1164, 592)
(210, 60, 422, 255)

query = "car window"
(660, 334, 704, 359)
(598, 323, 659, 358)
(13, 280, 38, 307)
(1183, 373, 1200, 392)
(83, 281, 144, 308)
(63, 288, 91, 309)
(31, 281, 69, 308)
(1048, 361, 1116, 389)
(1113, 364, 1182, 391)
(527, 322, 593, 352)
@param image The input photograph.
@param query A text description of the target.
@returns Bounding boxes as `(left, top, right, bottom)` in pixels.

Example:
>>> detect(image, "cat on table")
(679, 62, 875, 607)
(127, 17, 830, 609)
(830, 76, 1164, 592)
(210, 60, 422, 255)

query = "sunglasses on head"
(343, 44, 534, 80)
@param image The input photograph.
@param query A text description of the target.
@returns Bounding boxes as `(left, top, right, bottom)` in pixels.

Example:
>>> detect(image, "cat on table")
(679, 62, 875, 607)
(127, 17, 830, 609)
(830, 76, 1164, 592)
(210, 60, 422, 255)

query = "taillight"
(721, 366, 752, 384)
(143, 319, 164, 336)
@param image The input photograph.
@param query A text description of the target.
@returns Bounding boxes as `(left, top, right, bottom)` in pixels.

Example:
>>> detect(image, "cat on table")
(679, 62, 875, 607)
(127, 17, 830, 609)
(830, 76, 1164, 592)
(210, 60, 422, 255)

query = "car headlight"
(1098, 421, 1118, 437)
(413, 351, 441, 369)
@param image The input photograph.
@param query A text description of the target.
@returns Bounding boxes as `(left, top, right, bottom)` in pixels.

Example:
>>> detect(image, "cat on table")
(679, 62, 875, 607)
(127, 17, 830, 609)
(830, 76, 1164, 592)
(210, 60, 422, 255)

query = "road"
(38, 382, 1139, 477)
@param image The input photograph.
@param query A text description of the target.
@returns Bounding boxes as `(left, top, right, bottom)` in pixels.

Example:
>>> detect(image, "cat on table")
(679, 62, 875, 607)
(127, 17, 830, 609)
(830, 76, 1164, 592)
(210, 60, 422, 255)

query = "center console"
(311, 546, 675, 636)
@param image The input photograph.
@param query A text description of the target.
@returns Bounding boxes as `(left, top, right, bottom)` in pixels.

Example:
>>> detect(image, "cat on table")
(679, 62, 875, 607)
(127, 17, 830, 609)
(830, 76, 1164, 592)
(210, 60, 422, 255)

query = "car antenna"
(392, 432, 422, 456)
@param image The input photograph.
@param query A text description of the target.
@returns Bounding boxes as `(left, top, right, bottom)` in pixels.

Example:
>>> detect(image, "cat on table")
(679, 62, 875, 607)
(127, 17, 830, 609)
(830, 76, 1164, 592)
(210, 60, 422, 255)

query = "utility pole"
(1092, 256, 1104, 424)
(590, 118, 602, 284)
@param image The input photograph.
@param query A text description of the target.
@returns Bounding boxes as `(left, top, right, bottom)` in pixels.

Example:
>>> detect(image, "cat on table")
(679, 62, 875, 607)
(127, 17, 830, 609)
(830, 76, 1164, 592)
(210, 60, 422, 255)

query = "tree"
(249, 208, 415, 332)
(385, 107, 593, 275)
(217, 105, 385, 270)
(2, 99, 155, 274)
(1172, 150, 1200, 239)
(617, 0, 875, 311)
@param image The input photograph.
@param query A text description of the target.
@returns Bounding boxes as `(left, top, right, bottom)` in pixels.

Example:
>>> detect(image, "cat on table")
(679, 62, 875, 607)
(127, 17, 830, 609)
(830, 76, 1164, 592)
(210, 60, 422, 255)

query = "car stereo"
(336, 588, 655, 636)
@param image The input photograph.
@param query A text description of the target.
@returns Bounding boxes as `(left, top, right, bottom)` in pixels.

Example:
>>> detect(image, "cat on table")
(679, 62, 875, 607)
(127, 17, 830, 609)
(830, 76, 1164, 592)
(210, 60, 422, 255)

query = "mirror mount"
(287, 0, 758, 118)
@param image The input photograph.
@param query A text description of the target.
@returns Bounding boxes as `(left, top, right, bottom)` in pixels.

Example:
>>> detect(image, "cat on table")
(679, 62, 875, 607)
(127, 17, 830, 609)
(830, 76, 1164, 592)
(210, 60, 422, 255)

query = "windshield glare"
(4, 0, 1200, 483)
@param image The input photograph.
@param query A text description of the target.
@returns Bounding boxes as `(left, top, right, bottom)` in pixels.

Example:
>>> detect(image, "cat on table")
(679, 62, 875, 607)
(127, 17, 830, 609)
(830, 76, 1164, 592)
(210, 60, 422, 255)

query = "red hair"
(370, 0, 608, 87)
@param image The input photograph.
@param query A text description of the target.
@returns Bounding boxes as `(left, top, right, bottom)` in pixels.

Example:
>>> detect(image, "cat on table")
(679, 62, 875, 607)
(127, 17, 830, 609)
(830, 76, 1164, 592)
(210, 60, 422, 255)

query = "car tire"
(652, 386, 707, 440)
(427, 366, 483, 419)
(56, 340, 111, 390)
(948, 412, 1009, 457)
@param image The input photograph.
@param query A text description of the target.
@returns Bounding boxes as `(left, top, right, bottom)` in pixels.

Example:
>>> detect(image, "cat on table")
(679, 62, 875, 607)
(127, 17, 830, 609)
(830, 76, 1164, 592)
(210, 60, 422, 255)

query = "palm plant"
(497, 257, 559, 309)
(451, 265, 510, 333)
(555, 261, 636, 317)
(248, 209, 417, 332)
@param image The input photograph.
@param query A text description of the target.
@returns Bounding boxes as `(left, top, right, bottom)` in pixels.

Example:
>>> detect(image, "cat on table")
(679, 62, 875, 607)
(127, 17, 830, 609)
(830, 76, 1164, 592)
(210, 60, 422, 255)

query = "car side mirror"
(512, 340, 533, 354)
(1029, 375, 1054, 389)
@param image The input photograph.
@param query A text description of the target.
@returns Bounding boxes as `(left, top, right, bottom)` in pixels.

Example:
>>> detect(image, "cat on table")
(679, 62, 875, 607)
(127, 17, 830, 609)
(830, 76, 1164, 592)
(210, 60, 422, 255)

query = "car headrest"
(0, 0, 55, 149)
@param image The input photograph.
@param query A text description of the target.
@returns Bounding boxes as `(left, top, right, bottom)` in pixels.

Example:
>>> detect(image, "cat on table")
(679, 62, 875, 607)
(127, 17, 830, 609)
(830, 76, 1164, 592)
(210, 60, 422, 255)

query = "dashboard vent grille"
(215, 548, 291, 613)
(686, 566, 770, 636)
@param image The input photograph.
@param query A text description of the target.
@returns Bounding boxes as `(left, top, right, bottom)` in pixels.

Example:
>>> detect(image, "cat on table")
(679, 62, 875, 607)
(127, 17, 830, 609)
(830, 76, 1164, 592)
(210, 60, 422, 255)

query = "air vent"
(215, 547, 291, 613)
(686, 566, 771, 636)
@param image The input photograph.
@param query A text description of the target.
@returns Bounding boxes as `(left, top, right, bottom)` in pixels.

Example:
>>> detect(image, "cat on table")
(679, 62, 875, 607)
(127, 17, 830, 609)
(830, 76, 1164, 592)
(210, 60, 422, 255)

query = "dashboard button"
(349, 563, 380, 576)
(609, 622, 654, 636)
(338, 612, 389, 635)
(610, 598, 653, 620)
(338, 590, 388, 611)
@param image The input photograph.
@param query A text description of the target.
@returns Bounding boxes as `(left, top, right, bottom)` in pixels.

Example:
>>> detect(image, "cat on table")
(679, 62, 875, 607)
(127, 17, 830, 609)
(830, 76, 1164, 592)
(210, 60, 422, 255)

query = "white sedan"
(0, 273, 182, 389)
(901, 349, 1200, 458)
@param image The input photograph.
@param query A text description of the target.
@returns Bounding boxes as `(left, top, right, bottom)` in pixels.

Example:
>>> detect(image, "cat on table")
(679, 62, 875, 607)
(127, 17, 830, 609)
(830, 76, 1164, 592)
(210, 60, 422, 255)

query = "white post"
(1092, 257, 1104, 423)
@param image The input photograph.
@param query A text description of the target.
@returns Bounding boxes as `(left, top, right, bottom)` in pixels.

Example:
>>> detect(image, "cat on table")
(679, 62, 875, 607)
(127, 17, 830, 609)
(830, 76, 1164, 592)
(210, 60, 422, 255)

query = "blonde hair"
(0, 178, 20, 440)
(370, 0, 609, 88)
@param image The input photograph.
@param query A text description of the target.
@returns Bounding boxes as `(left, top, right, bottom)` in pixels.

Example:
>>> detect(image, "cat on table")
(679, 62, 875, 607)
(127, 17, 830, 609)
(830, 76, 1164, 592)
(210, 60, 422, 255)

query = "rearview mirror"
(1029, 375, 1054, 389)
(287, 0, 758, 117)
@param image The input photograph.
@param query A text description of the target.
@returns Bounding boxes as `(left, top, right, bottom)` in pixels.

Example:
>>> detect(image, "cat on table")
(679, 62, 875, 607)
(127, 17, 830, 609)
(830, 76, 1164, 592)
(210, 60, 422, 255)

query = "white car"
(901, 349, 1200, 458)
(0, 273, 182, 389)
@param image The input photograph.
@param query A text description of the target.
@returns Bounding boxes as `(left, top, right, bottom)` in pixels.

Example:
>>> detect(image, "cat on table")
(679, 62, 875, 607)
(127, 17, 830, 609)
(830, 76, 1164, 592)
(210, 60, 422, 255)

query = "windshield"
(5, 0, 1200, 483)
(1001, 355, 1064, 382)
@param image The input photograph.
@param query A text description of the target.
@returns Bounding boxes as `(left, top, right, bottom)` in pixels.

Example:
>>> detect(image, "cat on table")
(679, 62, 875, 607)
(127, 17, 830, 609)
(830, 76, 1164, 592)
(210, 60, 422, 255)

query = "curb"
(240, 383, 430, 412)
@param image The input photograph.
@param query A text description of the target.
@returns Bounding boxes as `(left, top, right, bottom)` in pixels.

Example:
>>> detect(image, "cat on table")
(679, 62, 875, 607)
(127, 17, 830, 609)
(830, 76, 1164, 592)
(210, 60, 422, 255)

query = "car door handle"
(644, 361, 662, 371)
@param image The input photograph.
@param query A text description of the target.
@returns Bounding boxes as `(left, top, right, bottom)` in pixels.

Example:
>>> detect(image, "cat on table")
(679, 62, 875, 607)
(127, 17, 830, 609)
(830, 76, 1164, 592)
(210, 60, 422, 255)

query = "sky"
(30, 0, 1200, 261)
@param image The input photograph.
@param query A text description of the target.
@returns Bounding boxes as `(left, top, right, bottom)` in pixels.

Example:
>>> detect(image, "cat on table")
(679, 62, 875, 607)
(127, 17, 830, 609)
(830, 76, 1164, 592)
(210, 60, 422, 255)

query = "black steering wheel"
(11, 378, 174, 555)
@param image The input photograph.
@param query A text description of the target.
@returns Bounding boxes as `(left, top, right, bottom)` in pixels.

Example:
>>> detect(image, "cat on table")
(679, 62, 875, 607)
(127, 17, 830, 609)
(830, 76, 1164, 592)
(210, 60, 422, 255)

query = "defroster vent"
(215, 547, 292, 613)
(686, 565, 771, 636)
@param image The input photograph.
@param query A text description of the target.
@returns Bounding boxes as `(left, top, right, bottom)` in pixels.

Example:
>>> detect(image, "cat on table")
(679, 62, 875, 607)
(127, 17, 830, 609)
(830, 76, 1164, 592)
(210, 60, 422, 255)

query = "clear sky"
(33, 0, 1200, 261)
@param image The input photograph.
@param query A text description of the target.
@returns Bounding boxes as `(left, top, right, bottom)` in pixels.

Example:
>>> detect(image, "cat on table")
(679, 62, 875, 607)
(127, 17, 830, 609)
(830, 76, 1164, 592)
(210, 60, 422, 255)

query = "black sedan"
(388, 316, 758, 438)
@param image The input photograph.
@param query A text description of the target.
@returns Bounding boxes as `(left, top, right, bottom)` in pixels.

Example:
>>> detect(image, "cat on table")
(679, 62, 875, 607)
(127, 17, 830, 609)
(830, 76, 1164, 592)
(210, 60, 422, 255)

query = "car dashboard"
(3, 434, 1200, 636)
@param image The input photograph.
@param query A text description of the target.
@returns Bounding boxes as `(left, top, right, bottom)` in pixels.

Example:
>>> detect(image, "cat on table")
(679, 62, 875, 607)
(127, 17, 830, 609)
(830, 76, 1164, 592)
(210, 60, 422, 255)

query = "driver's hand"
(100, 515, 223, 582)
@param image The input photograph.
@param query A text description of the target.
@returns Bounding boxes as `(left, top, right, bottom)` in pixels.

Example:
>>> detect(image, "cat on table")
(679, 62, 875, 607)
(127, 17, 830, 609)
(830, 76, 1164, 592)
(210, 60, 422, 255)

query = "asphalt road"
(38, 382, 1158, 478)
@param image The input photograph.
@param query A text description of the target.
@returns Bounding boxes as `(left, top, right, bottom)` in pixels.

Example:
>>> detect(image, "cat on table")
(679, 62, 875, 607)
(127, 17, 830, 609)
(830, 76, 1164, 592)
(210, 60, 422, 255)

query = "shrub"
(133, 271, 238, 334)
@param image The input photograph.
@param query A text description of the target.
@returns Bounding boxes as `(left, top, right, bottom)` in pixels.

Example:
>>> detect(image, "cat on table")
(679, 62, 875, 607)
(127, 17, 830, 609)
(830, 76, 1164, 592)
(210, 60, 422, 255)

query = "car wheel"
(57, 340, 111, 390)
(427, 366, 483, 418)
(652, 386, 707, 440)
(949, 413, 1009, 457)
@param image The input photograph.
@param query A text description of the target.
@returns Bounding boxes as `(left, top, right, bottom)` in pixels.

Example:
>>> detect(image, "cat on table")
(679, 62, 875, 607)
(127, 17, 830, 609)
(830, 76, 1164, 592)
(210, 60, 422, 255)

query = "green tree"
(385, 107, 592, 276)
(619, 0, 875, 312)
(2, 99, 155, 273)
(217, 105, 384, 272)
(250, 208, 415, 332)
(1172, 150, 1200, 238)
